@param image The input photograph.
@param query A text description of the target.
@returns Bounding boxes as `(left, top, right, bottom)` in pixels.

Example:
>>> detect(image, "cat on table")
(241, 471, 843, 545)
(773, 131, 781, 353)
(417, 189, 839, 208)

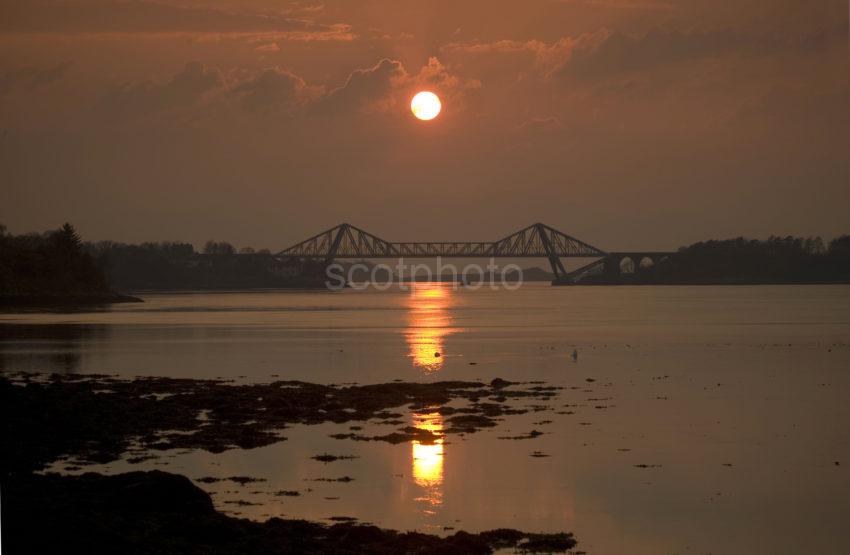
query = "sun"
(411, 91, 442, 121)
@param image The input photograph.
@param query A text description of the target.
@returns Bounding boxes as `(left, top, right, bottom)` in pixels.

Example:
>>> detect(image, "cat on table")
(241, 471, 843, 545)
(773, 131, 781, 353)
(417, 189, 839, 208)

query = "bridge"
(277, 223, 673, 284)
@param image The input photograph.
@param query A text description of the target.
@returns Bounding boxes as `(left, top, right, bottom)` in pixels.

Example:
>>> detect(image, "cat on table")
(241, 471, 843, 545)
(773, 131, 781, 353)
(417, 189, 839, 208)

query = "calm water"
(3, 284, 850, 554)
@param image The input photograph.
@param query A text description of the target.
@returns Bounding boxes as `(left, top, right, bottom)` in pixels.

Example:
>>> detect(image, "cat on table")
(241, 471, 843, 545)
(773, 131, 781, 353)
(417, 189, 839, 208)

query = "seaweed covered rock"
(2, 471, 577, 554)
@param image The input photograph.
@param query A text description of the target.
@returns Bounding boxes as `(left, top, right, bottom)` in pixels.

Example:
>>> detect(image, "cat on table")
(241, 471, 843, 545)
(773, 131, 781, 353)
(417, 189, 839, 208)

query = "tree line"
(2, 223, 850, 295)
(0, 223, 108, 297)
(84, 240, 292, 290)
(612, 235, 850, 284)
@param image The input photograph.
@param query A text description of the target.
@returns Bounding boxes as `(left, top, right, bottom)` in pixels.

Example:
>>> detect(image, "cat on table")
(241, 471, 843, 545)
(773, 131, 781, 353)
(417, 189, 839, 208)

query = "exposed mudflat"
(1, 372, 577, 553)
(2, 373, 559, 473)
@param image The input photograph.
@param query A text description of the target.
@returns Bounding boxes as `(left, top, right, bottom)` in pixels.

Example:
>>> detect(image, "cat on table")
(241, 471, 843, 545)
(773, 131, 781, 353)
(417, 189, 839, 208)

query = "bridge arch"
(638, 256, 655, 270)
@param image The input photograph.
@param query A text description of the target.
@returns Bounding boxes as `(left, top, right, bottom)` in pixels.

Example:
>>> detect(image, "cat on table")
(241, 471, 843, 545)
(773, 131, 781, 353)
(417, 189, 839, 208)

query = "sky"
(0, 0, 848, 252)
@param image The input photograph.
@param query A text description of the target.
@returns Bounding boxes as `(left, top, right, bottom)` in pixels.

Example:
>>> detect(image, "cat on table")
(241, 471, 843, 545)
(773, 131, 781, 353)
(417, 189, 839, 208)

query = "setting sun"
(411, 91, 442, 121)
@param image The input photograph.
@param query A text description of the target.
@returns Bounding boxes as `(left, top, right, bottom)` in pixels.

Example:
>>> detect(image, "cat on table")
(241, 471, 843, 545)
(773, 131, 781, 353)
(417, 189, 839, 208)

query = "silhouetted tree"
(203, 241, 235, 256)
(53, 223, 82, 257)
(829, 235, 850, 257)
(0, 223, 109, 298)
(804, 236, 825, 255)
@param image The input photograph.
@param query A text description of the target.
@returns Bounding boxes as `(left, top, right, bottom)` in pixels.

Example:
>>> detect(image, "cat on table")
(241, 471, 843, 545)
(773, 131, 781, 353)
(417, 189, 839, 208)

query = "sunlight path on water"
(405, 284, 458, 373)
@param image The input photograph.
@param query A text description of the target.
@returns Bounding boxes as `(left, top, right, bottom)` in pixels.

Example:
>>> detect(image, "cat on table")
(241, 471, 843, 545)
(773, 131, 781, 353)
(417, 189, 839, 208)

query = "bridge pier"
(553, 251, 676, 285)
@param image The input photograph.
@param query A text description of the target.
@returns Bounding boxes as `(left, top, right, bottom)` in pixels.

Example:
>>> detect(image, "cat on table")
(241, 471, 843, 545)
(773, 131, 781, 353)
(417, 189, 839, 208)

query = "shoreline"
(0, 292, 143, 308)
(1, 373, 578, 553)
(4, 470, 577, 554)
(554, 279, 850, 286)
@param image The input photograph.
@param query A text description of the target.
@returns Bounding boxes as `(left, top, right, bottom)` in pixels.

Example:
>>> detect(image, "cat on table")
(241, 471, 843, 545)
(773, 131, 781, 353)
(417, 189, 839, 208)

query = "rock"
(1, 471, 575, 553)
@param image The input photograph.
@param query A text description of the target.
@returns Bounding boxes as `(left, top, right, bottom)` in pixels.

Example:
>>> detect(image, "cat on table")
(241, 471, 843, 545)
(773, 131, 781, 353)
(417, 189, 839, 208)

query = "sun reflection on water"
(405, 284, 456, 373)
(412, 412, 444, 514)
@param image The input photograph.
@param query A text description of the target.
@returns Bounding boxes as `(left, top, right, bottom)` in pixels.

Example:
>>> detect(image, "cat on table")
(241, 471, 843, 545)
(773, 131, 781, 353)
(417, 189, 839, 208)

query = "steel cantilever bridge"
(277, 223, 672, 283)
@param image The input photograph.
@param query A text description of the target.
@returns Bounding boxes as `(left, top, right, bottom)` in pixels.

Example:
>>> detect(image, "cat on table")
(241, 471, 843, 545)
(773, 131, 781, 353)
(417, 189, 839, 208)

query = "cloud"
(270, 23, 356, 42)
(445, 26, 846, 83)
(100, 61, 223, 116)
(279, 3, 326, 17)
(560, 28, 747, 79)
(0, 0, 353, 39)
(313, 58, 407, 115)
(0, 61, 73, 94)
(553, 0, 676, 11)
(408, 57, 482, 112)
(310, 57, 480, 117)
(412, 57, 479, 92)
(516, 116, 565, 133)
(254, 42, 280, 53)
(231, 68, 321, 113)
(90, 56, 476, 120)
(442, 37, 573, 77)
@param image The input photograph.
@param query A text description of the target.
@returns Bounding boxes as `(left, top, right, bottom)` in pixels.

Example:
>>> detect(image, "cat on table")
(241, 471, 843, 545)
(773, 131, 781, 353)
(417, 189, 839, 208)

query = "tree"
(804, 237, 825, 255)
(53, 223, 82, 256)
(0, 222, 110, 296)
(829, 235, 850, 257)
(203, 241, 235, 256)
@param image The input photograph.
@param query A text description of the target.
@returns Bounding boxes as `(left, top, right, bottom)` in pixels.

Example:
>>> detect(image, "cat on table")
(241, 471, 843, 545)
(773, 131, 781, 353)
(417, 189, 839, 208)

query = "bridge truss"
(277, 223, 608, 281)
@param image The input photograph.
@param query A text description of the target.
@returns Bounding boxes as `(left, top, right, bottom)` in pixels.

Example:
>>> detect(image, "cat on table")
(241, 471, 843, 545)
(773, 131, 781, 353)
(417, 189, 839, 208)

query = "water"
(3, 284, 850, 554)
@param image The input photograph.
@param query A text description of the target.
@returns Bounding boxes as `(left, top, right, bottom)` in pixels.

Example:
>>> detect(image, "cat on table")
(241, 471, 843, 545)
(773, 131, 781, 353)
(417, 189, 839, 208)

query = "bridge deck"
(277, 223, 671, 282)
(278, 223, 609, 260)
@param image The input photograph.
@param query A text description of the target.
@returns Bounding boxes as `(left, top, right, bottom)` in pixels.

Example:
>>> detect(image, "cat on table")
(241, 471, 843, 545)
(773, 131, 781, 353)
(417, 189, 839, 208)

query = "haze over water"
(2, 283, 850, 553)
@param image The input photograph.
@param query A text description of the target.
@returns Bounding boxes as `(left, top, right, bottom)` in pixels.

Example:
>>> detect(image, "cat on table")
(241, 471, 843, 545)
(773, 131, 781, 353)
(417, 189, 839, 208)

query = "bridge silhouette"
(278, 223, 672, 284)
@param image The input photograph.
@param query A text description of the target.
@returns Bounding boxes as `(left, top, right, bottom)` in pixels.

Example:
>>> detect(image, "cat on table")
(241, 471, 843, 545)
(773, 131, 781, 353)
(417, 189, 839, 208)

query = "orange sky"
(1, 0, 847, 251)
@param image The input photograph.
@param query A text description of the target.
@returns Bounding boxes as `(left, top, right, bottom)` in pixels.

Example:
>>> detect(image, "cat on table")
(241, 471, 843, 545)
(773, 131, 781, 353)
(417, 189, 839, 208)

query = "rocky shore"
(4, 470, 576, 554)
(1, 373, 578, 554)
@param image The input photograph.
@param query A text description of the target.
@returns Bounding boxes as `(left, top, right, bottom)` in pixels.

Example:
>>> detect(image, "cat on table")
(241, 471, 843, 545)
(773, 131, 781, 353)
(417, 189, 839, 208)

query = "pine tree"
(56, 223, 82, 252)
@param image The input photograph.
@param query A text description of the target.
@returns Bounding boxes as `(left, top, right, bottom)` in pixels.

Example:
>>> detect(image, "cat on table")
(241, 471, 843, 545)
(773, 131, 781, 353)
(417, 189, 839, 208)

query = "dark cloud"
(0, 61, 72, 95)
(558, 28, 782, 80)
(309, 57, 480, 116)
(413, 57, 476, 92)
(314, 58, 406, 115)
(0, 0, 348, 37)
(567, 29, 739, 76)
(92, 56, 476, 119)
(447, 25, 846, 83)
(554, 0, 676, 10)
(100, 61, 223, 116)
(231, 68, 319, 113)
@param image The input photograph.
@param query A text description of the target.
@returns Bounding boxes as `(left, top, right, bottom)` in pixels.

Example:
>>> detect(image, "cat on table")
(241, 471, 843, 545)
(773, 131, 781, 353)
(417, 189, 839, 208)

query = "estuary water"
(2, 284, 850, 554)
